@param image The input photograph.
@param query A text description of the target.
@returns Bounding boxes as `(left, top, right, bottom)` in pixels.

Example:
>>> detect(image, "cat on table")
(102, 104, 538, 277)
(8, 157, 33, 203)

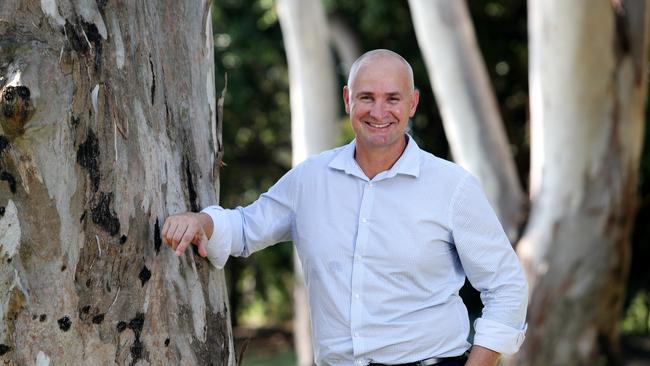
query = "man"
(162, 49, 528, 366)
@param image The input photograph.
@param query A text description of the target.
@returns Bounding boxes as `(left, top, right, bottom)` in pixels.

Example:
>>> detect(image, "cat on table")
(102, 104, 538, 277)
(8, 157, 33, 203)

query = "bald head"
(347, 49, 415, 93)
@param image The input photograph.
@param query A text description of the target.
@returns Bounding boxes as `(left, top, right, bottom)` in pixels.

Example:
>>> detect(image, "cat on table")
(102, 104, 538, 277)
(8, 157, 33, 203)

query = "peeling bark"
(0, 1, 233, 365)
(510, 1, 650, 365)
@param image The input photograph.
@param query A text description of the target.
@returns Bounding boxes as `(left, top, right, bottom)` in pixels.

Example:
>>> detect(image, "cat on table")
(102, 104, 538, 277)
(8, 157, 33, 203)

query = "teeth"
(368, 122, 390, 128)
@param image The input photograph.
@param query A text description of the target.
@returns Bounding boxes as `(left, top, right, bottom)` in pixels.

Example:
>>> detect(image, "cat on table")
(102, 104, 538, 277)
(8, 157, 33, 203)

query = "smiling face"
(343, 53, 419, 155)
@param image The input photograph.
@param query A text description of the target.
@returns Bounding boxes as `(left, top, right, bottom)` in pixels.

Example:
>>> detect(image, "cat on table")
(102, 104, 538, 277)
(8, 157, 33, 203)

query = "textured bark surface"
(512, 1, 649, 365)
(0, 1, 234, 365)
(277, 0, 339, 364)
(408, 0, 525, 241)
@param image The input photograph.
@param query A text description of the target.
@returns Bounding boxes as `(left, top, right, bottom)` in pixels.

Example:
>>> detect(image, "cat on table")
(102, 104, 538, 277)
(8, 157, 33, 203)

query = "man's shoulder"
(417, 149, 471, 181)
(295, 145, 347, 171)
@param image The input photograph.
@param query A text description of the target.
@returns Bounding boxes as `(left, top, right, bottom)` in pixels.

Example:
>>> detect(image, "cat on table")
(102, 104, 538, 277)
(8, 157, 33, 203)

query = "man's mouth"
(365, 121, 393, 129)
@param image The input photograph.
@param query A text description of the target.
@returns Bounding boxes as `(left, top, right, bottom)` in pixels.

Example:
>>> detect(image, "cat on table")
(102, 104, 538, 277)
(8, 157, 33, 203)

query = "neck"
(355, 135, 408, 180)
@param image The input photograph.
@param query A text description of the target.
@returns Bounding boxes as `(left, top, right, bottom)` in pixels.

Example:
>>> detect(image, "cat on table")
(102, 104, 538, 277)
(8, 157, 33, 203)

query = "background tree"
(514, 1, 650, 364)
(0, 1, 233, 365)
(277, 0, 340, 364)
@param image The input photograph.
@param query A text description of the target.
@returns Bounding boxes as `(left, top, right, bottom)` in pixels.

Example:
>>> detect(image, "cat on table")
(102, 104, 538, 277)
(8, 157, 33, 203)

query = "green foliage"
(622, 291, 650, 334)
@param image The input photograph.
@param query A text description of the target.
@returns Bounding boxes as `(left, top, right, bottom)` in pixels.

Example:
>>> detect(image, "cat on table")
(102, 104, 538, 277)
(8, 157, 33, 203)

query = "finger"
(169, 223, 182, 251)
(161, 218, 172, 245)
(176, 225, 195, 256)
(172, 224, 188, 252)
(196, 232, 208, 257)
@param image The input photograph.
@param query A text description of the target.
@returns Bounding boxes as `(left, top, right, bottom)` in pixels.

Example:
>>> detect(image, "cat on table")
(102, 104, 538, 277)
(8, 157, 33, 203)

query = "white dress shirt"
(202, 135, 528, 366)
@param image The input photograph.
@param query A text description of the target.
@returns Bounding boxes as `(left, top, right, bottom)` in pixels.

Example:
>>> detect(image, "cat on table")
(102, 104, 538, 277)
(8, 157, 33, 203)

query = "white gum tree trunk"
(0, 1, 234, 365)
(408, 0, 525, 241)
(277, 1, 340, 365)
(513, 1, 649, 364)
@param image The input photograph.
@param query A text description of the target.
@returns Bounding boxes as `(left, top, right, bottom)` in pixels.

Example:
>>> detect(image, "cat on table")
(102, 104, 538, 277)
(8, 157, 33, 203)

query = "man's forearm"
(465, 345, 500, 366)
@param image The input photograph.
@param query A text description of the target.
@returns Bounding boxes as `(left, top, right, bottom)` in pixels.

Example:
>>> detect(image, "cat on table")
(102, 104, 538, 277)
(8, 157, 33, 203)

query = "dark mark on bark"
(128, 313, 146, 365)
(185, 160, 199, 212)
(64, 20, 88, 53)
(6, 258, 11, 264)
(92, 313, 105, 324)
(57, 316, 71, 331)
(0, 206, 4, 216)
(1, 85, 34, 139)
(39, 314, 46, 322)
(80, 211, 86, 223)
(76, 130, 100, 192)
(164, 338, 170, 347)
(82, 21, 102, 45)
(0, 344, 11, 356)
(91, 192, 120, 236)
(149, 55, 155, 105)
(63, 19, 103, 57)
(120, 235, 127, 244)
(0, 171, 16, 193)
(0, 135, 9, 154)
(80, 305, 91, 315)
(71, 115, 80, 127)
(86, 278, 92, 287)
(128, 313, 144, 334)
(154, 219, 162, 253)
(97, 0, 108, 11)
(61, 265, 67, 271)
(131, 339, 144, 365)
(613, 3, 631, 57)
(139, 265, 151, 286)
(32, 314, 37, 320)
(117, 321, 127, 332)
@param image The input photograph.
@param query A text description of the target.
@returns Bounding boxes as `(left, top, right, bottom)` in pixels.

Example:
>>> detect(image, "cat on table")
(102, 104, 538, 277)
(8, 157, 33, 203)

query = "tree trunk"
(277, 0, 340, 365)
(512, 1, 649, 365)
(0, 1, 234, 365)
(408, 0, 525, 241)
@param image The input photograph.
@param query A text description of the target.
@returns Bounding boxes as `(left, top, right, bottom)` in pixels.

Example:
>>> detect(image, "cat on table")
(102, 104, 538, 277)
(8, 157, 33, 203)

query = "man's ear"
(409, 88, 420, 117)
(343, 86, 351, 114)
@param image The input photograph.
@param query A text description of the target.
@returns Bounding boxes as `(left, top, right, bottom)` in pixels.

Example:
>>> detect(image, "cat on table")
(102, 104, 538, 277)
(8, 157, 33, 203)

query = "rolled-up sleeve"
(450, 174, 528, 355)
(200, 164, 301, 269)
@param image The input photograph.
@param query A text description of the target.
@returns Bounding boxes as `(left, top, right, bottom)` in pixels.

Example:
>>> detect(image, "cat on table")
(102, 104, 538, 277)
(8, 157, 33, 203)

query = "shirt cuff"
(200, 206, 234, 269)
(473, 318, 527, 355)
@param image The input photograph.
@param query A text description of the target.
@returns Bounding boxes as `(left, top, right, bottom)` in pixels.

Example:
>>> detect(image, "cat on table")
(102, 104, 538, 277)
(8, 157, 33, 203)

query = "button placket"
(350, 181, 375, 357)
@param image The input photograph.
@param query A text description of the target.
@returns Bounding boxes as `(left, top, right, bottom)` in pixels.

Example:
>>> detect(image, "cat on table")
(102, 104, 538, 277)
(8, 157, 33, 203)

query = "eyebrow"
(355, 91, 403, 97)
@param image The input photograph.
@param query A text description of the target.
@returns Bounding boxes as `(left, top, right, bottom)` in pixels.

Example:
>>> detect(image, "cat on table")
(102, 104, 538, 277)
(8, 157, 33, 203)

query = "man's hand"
(161, 212, 214, 257)
(465, 345, 500, 366)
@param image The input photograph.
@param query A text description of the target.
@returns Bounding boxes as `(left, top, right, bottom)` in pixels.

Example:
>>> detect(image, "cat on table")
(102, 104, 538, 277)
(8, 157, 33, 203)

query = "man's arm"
(465, 345, 500, 366)
(451, 174, 528, 355)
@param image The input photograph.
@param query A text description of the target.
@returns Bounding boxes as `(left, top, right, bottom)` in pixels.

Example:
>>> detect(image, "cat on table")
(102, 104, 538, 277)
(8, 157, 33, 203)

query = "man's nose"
(369, 101, 387, 120)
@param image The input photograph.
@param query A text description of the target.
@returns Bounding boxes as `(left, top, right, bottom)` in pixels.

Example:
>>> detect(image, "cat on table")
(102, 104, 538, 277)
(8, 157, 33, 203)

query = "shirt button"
(361, 218, 367, 223)
(356, 254, 362, 260)
(368, 182, 373, 187)
(354, 332, 359, 337)
(354, 293, 360, 299)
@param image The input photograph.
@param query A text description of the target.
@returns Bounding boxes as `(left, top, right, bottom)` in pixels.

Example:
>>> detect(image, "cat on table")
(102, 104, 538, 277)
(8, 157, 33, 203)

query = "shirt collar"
(328, 134, 421, 180)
